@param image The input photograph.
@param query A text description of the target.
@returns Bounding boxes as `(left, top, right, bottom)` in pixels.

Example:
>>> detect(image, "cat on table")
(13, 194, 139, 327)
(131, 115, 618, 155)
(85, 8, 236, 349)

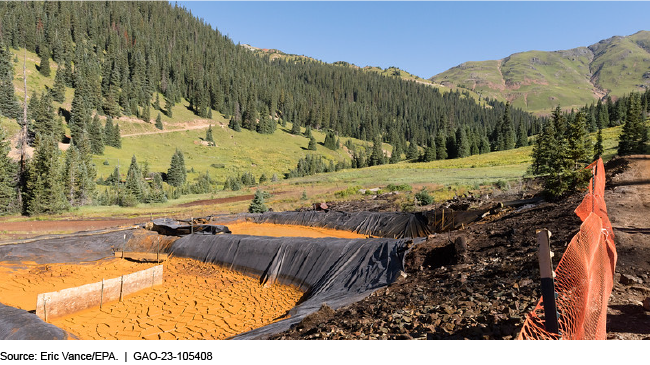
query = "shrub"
(415, 188, 434, 206)
(386, 183, 412, 192)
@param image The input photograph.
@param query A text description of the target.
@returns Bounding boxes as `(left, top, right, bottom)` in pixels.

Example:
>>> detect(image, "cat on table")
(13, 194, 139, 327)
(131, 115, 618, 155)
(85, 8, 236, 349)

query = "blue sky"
(176, 1, 650, 79)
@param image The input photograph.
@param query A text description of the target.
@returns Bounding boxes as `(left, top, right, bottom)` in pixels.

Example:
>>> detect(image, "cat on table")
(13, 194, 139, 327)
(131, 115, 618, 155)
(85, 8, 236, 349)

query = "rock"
(643, 297, 650, 311)
(620, 274, 643, 285)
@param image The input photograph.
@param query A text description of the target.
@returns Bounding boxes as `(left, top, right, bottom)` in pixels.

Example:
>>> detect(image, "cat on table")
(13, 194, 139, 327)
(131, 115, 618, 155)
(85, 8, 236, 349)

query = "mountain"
(430, 31, 650, 114)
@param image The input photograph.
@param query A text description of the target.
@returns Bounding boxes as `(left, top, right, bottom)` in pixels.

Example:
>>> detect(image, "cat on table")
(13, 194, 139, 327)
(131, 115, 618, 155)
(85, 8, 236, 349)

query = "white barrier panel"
(36, 265, 163, 321)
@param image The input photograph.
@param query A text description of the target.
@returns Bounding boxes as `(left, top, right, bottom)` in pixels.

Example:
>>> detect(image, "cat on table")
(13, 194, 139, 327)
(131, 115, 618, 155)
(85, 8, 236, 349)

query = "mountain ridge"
(430, 30, 650, 114)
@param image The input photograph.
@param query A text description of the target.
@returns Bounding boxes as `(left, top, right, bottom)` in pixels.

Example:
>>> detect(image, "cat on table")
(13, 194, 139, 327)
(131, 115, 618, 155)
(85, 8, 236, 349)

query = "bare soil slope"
(271, 156, 650, 340)
(605, 155, 650, 340)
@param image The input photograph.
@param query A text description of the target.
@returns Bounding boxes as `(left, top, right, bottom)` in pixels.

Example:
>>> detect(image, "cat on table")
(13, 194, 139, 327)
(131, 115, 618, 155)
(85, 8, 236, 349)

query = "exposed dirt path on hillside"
(122, 122, 220, 137)
(605, 155, 650, 340)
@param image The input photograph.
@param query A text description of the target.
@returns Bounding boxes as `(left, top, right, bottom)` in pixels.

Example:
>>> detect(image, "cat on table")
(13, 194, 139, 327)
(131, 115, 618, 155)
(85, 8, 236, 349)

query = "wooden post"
(43, 298, 48, 323)
(191, 217, 194, 234)
(119, 275, 124, 302)
(100, 279, 104, 309)
(537, 229, 559, 334)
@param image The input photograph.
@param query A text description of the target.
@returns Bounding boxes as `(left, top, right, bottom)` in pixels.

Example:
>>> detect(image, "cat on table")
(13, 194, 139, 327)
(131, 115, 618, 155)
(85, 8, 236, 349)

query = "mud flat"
(0, 257, 302, 340)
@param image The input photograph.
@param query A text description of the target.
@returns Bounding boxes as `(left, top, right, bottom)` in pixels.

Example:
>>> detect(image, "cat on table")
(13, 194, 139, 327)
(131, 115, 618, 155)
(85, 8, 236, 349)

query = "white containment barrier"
(36, 265, 163, 321)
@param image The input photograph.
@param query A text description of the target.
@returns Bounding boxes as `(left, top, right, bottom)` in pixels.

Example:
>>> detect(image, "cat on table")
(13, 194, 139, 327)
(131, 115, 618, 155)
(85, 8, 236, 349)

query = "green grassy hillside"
(430, 30, 650, 114)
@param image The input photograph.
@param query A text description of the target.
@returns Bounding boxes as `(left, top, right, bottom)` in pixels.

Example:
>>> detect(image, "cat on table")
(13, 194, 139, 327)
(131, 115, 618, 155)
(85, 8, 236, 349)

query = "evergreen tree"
(39, 47, 51, 77)
(308, 136, 317, 150)
(0, 124, 18, 214)
(369, 135, 385, 166)
(594, 124, 604, 161)
(456, 127, 470, 158)
(228, 116, 241, 132)
(323, 130, 338, 150)
(435, 133, 448, 160)
(618, 92, 648, 155)
(88, 114, 104, 155)
(153, 93, 161, 110)
(24, 133, 68, 215)
(248, 189, 269, 213)
(0, 41, 21, 119)
(304, 125, 312, 139)
(516, 122, 529, 147)
(206, 124, 214, 143)
(167, 149, 187, 187)
(125, 155, 146, 202)
(51, 65, 66, 103)
(31, 91, 64, 142)
(422, 138, 437, 162)
(566, 110, 592, 169)
(112, 122, 122, 148)
(155, 113, 163, 130)
(141, 104, 151, 123)
(291, 121, 301, 135)
(389, 142, 403, 164)
(406, 140, 419, 160)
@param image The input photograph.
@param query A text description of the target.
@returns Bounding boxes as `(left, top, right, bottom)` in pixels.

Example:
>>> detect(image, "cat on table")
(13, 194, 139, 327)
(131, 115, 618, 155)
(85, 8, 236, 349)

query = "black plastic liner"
(253, 211, 434, 238)
(0, 303, 74, 340)
(0, 229, 135, 264)
(151, 218, 231, 236)
(171, 234, 420, 339)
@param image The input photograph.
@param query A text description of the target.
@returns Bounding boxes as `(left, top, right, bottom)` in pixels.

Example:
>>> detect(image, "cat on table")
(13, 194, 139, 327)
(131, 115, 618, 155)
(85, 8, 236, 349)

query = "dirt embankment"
(604, 155, 650, 339)
(271, 156, 650, 340)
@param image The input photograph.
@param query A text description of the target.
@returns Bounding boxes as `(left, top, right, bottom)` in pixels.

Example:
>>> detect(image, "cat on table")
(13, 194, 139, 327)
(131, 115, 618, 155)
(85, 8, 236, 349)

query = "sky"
(176, 1, 650, 79)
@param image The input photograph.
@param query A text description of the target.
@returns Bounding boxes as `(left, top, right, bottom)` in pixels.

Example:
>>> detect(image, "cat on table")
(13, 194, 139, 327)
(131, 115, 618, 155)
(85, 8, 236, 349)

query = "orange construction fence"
(518, 158, 617, 340)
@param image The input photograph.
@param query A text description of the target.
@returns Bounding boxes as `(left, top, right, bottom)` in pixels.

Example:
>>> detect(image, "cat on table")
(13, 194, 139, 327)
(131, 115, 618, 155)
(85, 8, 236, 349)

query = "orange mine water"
(0, 257, 303, 340)
(224, 222, 369, 238)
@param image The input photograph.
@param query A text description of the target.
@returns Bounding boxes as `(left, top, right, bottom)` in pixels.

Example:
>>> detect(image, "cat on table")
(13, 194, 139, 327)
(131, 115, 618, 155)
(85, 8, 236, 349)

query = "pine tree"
(112, 122, 122, 148)
(0, 123, 18, 214)
(141, 104, 151, 123)
(435, 133, 448, 160)
(39, 47, 51, 77)
(389, 142, 403, 164)
(0, 41, 21, 119)
(248, 189, 269, 213)
(51, 65, 66, 103)
(155, 113, 163, 130)
(516, 122, 529, 147)
(167, 149, 187, 187)
(308, 136, 317, 150)
(125, 155, 146, 202)
(324, 130, 338, 150)
(594, 124, 604, 161)
(228, 116, 241, 132)
(24, 133, 69, 215)
(206, 124, 214, 143)
(291, 121, 301, 135)
(88, 114, 104, 155)
(566, 110, 592, 169)
(406, 140, 419, 160)
(369, 135, 384, 166)
(618, 92, 648, 155)
(422, 137, 436, 162)
(456, 127, 470, 158)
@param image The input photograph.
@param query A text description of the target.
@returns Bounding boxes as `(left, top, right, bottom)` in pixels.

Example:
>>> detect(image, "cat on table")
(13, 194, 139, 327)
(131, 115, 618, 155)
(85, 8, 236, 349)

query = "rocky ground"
(271, 156, 650, 340)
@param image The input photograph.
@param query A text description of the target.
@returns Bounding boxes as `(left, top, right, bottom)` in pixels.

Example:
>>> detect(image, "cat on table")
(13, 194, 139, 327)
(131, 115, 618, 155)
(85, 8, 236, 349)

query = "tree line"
(0, 1, 544, 215)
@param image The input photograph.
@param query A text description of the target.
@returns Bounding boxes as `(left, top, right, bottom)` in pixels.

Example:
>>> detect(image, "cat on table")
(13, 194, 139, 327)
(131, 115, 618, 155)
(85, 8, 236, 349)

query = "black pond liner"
(0, 223, 422, 340)
(251, 210, 434, 238)
(170, 234, 421, 339)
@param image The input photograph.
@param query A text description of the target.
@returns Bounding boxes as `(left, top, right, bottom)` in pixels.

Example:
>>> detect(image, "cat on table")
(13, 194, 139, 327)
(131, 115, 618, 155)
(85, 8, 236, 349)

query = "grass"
(0, 48, 639, 222)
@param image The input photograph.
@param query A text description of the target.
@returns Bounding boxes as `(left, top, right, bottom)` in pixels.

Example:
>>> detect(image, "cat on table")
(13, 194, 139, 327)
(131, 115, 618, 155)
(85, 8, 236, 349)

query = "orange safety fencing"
(518, 158, 617, 340)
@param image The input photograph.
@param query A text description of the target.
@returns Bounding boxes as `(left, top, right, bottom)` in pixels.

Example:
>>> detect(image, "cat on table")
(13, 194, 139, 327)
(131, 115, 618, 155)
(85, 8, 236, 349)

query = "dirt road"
(605, 155, 650, 339)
